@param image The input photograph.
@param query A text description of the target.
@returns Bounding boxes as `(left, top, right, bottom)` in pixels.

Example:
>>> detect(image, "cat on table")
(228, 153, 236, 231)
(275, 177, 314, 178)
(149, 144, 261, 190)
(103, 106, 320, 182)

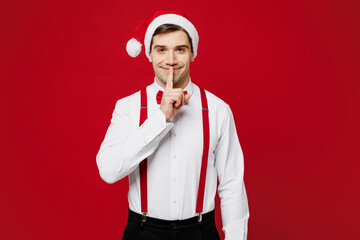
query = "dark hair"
(149, 24, 193, 53)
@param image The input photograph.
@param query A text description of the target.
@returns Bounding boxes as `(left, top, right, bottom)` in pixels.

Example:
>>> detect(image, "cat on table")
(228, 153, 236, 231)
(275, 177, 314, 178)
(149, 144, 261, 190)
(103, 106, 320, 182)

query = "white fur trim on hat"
(144, 14, 199, 59)
(126, 38, 143, 58)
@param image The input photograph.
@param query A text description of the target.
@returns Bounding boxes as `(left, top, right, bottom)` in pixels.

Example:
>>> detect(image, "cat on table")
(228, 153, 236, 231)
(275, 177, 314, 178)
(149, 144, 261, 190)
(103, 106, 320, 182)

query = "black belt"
(127, 208, 215, 230)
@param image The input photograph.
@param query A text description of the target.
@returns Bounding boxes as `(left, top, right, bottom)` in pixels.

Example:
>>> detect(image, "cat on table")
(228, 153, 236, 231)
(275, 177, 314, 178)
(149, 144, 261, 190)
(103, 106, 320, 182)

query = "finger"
(165, 67, 173, 90)
(174, 92, 183, 108)
(181, 91, 185, 107)
(174, 95, 181, 108)
(184, 93, 191, 104)
(181, 92, 185, 106)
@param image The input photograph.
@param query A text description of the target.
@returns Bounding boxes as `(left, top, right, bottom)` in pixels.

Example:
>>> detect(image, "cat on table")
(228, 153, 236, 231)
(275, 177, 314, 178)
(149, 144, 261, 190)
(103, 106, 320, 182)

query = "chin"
(174, 77, 185, 86)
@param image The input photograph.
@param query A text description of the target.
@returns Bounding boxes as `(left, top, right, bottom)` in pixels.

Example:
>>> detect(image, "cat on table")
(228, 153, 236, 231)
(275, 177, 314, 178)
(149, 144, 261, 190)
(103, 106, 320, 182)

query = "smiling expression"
(149, 30, 195, 89)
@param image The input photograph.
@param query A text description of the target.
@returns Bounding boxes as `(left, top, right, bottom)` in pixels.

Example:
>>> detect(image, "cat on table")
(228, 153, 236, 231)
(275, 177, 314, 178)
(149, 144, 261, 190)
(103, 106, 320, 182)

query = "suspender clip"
(197, 212, 203, 222)
(142, 212, 147, 223)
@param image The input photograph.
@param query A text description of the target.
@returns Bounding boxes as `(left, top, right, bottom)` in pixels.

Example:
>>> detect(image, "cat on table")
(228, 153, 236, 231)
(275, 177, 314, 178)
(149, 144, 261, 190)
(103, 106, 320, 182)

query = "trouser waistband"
(127, 208, 215, 230)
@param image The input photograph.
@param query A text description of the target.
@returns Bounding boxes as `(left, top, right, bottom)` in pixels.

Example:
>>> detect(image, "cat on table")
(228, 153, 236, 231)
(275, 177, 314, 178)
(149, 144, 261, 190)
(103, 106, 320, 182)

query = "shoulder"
(110, 89, 145, 125)
(115, 84, 153, 107)
(113, 89, 142, 114)
(196, 86, 235, 139)
(199, 87, 232, 116)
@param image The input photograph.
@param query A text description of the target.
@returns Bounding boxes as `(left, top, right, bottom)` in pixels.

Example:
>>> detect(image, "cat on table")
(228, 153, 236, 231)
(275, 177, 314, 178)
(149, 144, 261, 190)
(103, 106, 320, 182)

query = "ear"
(190, 53, 195, 62)
(149, 53, 153, 62)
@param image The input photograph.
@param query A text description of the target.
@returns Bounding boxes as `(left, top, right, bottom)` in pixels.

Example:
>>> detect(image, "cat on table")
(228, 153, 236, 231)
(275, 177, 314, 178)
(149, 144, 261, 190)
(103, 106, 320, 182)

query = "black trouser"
(122, 209, 221, 240)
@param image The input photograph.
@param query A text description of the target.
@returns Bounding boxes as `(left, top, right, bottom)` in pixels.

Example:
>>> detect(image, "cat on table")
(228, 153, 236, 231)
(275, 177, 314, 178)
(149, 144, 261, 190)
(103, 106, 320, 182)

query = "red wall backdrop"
(1, 0, 359, 239)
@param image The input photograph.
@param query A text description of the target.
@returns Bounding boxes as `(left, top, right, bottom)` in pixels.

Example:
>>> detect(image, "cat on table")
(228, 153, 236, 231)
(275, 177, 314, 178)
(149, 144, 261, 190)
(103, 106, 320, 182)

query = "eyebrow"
(153, 45, 189, 49)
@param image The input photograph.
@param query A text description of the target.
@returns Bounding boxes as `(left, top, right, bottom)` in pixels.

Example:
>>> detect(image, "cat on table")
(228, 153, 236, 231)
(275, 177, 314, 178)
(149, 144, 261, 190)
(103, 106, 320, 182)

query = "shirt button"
(173, 200, 177, 204)
(173, 178, 176, 182)
(173, 155, 176, 159)
(173, 133, 176, 137)
(143, 140, 147, 145)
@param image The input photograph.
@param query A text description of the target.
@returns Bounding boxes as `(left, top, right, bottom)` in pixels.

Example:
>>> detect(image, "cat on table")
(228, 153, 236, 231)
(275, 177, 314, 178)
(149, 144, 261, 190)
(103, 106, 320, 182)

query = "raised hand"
(159, 67, 191, 121)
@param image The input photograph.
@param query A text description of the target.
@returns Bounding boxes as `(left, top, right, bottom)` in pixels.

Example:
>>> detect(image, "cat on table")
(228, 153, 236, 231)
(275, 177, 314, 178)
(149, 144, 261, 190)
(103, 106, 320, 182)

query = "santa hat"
(126, 9, 199, 59)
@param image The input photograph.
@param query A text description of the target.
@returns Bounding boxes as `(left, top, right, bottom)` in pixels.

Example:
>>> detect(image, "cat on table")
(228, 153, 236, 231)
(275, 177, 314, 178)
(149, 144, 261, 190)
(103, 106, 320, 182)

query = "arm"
(96, 95, 174, 184)
(214, 105, 250, 240)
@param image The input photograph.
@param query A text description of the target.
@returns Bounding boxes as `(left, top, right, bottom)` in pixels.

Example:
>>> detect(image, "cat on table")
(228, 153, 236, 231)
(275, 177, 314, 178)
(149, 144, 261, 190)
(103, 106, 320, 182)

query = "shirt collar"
(152, 76, 194, 96)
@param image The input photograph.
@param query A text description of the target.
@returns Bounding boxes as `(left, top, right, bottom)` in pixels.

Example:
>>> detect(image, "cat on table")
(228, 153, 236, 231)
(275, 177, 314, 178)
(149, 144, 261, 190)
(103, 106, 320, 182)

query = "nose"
(165, 50, 177, 66)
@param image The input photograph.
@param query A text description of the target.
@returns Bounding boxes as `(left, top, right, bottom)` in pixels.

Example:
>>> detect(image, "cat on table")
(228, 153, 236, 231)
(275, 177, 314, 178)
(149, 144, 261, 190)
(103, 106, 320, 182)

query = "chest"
(128, 91, 219, 167)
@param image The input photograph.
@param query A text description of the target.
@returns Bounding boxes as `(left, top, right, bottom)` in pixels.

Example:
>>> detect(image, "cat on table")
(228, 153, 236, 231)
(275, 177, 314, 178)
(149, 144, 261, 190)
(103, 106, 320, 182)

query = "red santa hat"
(126, 9, 199, 59)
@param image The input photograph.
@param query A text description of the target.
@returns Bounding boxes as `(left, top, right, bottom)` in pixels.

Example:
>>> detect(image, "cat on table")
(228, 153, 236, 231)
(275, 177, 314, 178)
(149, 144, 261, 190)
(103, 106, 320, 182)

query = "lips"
(161, 67, 182, 72)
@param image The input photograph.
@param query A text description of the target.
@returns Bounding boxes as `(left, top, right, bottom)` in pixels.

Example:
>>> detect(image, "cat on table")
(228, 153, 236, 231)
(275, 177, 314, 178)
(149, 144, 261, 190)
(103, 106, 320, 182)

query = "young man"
(96, 9, 249, 240)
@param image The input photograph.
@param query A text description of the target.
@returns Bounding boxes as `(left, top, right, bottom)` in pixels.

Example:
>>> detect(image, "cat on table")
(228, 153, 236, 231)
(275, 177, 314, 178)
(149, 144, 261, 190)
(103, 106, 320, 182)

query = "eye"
(158, 48, 165, 52)
(177, 48, 185, 52)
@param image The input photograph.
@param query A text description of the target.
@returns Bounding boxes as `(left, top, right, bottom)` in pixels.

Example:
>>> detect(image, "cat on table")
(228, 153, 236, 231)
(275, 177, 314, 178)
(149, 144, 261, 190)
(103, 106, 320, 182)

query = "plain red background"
(1, 0, 359, 239)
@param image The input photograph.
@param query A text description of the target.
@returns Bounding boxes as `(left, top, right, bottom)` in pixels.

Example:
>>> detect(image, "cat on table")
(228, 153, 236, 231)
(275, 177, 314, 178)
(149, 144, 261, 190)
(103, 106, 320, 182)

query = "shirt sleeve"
(96, 97, 174, 184)
(214, 105, 250, 240)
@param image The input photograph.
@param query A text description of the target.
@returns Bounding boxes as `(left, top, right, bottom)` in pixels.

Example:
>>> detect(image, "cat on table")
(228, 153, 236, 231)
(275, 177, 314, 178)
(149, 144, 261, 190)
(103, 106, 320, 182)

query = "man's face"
(149, 30, 194, 88)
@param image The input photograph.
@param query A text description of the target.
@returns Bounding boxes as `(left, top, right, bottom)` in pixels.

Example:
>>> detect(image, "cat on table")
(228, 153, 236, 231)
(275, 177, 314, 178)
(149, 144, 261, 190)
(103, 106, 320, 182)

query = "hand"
(159, 67, 191, 121)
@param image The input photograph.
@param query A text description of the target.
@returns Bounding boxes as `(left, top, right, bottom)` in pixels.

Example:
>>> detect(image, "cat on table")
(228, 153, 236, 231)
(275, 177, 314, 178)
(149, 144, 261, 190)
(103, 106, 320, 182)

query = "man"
(96, 9, 249, 240)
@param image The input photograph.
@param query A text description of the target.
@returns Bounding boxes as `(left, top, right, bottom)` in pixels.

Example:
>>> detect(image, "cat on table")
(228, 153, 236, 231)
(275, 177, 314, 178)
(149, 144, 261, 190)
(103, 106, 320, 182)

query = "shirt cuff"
(223, 218, 249, 240)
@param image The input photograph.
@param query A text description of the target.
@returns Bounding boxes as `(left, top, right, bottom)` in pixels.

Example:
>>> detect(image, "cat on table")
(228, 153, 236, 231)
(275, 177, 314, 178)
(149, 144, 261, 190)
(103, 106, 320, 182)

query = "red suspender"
(139, 88, 148, 218)
(139, 87, 210, 222)
(196, 87, 210, 221)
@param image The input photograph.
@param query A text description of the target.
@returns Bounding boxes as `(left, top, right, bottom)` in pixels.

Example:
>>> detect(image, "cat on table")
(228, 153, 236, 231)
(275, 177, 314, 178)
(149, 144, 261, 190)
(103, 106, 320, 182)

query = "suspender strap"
(139, 88, 148, 216)
(139, 87, 210, 222)
(196, 88, 210, 218)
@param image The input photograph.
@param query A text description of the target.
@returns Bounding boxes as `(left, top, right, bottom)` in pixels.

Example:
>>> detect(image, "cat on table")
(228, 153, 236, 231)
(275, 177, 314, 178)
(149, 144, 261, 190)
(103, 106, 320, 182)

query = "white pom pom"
(126, 38, 142, 57)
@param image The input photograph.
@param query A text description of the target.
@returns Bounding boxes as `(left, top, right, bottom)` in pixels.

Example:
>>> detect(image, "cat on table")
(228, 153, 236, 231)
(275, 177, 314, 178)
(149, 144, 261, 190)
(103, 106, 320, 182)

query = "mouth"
(161, 67, 182, 72)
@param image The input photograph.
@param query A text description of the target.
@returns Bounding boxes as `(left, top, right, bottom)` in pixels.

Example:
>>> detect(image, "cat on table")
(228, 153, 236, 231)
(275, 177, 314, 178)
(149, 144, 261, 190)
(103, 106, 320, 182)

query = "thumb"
(184, 93, 191, 104)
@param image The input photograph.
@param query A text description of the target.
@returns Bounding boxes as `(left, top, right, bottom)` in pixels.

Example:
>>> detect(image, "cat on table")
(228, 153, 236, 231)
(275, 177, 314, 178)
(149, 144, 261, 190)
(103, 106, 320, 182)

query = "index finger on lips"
(165, 67, 173, 90)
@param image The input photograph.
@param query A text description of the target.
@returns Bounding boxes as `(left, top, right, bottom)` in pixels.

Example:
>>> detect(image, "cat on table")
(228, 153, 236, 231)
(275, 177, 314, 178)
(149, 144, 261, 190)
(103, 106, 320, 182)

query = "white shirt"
(96, 78, 249, 240)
